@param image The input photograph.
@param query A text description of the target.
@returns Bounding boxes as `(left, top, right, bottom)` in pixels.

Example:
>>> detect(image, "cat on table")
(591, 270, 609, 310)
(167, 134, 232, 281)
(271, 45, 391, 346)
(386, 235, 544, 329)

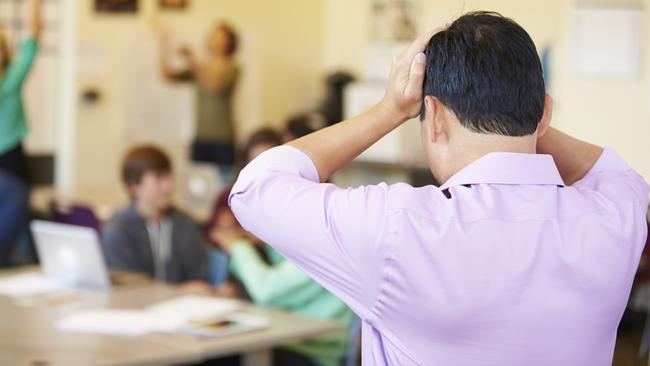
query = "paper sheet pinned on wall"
(572, 6, 644, 79)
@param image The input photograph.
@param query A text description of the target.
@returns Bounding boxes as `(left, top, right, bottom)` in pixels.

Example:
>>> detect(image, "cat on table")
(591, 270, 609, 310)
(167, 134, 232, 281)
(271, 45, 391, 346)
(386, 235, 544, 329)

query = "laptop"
(31, 220, 110, 290)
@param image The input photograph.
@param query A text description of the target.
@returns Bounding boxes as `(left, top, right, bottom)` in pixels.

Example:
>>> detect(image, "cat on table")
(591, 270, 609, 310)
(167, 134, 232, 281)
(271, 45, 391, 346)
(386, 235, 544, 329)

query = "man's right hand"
(380, 27, 444, 123)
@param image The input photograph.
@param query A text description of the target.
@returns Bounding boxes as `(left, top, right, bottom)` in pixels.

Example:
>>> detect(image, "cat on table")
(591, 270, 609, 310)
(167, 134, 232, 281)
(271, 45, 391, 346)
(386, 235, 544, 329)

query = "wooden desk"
(0, 270, 344, 366)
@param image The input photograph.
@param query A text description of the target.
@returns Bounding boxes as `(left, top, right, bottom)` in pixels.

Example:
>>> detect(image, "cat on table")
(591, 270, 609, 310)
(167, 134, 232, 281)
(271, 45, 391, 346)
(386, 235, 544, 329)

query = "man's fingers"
(404, 52, 426, 103)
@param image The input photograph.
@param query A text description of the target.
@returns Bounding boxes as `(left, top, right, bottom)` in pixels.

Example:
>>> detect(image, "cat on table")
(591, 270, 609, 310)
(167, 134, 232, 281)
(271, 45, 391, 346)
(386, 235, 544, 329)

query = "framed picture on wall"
(159, 0, 188, 10)
(95, 0, 138, 13)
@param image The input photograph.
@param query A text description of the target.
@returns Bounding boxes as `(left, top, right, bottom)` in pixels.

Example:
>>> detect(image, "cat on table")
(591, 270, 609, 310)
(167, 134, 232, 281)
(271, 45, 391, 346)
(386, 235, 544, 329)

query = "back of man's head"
(421, 11, 545, 137)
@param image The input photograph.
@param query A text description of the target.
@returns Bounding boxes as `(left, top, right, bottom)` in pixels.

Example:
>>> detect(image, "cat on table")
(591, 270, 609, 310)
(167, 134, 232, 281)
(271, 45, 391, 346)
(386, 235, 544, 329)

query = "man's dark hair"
(121, 145, 171, 187)
(421, 11, 545, 136)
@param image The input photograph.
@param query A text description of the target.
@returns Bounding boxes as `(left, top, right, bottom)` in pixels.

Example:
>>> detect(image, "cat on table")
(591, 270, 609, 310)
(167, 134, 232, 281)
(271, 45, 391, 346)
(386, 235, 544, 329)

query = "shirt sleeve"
(229, 240, 326, 308)
(573, 147, 650, 208)
(0, 37, 38, 95)
(229, 146, 389, 318)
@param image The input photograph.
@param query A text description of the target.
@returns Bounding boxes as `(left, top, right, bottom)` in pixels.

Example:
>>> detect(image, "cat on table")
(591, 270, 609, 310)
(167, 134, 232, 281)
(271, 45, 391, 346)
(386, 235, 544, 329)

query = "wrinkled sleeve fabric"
(229, 146, 389, 318)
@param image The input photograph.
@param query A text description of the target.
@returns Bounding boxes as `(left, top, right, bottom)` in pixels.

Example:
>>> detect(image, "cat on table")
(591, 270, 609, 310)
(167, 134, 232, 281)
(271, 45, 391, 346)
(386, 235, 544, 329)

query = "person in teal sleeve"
(0, 0, 41, 266)
(206, 128, 356, 366)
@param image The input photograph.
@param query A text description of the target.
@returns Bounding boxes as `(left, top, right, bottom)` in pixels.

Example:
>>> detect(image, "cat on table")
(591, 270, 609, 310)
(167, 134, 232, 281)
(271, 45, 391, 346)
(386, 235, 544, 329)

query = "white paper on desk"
(146, 295, 243, 325)
(57, 310, 174, 336)
(0, 273, 66, 298)
(57, 296, 244, 336)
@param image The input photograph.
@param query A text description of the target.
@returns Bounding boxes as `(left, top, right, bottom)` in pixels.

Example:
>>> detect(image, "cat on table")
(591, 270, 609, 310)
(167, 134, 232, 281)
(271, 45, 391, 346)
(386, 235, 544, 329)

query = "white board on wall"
(572, 5, 644, 79)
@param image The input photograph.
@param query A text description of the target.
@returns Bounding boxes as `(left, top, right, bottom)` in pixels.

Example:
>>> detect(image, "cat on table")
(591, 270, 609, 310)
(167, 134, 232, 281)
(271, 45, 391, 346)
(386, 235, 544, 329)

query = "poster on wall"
(95, 0, 138, 13)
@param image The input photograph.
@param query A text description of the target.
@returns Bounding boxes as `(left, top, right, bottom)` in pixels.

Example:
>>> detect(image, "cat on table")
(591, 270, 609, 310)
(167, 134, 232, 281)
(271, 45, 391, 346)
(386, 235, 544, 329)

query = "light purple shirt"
(230, 146, 649, 366)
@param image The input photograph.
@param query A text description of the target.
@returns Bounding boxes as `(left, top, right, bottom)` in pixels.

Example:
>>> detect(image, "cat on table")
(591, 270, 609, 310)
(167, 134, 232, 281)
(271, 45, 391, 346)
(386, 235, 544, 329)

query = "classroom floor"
(614, 310, 647, 366)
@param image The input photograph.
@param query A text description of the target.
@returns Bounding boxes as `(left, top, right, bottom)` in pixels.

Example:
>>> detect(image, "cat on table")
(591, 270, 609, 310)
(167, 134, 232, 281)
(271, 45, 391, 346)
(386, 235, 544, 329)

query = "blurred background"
(1, 1, 649, 364)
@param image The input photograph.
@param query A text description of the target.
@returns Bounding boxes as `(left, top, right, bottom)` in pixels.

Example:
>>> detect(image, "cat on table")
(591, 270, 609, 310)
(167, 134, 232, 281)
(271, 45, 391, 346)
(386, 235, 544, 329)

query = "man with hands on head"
(229, 11, 649, 366)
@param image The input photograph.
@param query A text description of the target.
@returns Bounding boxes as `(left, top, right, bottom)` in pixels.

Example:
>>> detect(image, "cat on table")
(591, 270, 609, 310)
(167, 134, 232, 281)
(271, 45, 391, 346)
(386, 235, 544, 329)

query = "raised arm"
(157, 27, 180, 81)
(154, 20, 192, 82)
(178, 47, 232, 93)
(27, 0, 43, 40)
(228, 29, 443, 317)
(287, 29, 439, 182)
(0, 0, 40, 94)
(536, 127, 603, 186)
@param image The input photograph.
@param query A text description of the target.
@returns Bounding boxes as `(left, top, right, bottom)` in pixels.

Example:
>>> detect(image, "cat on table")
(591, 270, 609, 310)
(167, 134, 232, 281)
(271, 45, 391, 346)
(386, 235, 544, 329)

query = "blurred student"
(103, 145, 218, 289)
(157, 21, 239, 178)
(0, 0, 41, 266)
(207, 129, 356, 366)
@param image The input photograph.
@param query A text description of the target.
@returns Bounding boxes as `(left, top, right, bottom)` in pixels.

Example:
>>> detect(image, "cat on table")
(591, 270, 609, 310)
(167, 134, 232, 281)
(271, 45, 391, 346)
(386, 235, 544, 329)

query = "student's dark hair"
(421, 11, 545, 136)
(243, 128, 282, 161)
(121, 145, 172, 187)
(218, 22, 238, 56)
(285, 112, 325, 140)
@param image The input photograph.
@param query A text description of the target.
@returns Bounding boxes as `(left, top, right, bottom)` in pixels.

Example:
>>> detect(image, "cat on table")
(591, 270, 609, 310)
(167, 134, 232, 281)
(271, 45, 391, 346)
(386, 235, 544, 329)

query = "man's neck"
(442, 132, 537, 183)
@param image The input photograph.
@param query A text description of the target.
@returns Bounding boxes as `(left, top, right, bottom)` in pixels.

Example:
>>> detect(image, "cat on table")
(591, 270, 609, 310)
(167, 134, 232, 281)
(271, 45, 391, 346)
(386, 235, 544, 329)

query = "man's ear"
(537, 94, 553, 138)
(423, 96, 447, 144)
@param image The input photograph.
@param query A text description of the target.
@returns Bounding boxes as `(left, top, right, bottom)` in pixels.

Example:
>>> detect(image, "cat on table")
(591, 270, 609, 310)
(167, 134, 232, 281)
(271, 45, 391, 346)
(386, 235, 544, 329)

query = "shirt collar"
(439, 152, 565, 190)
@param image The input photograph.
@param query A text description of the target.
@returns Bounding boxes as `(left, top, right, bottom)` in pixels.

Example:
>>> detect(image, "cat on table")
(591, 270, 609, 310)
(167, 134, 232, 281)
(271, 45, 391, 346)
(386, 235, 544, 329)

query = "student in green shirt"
(206, 129, 356, 366)
(0, 0, 41, 266)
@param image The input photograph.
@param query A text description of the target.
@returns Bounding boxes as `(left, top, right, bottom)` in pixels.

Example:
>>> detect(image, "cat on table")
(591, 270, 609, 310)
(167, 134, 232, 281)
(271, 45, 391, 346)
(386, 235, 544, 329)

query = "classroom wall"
(71, 0, 326, 188)
(323, 0, 650, 179)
